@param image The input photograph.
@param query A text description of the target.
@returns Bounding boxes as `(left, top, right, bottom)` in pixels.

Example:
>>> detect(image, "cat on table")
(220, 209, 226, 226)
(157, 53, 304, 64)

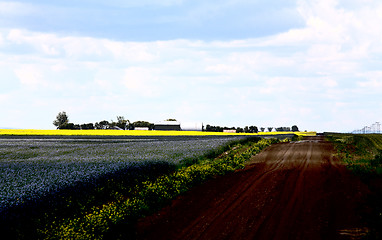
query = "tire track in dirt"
(135, 136, 370, 240)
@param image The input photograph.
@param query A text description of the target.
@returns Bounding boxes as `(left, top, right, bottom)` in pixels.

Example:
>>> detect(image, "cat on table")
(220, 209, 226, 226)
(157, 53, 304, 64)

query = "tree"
(236, 127, 244, 133)
(59, 123, 74, 129)
(53, 111, 69, 129)
(249, 126, 258, 133)
(95, 120, 110, 129)
(116, 116, 129, 130)
(205, 125, 224, 132)
(276, 127, 291, 132)
(80, 123, 94, 130)
(292, 125, 299, 132)
(59, 123, 80, 129)
(132, 121, 153, 130)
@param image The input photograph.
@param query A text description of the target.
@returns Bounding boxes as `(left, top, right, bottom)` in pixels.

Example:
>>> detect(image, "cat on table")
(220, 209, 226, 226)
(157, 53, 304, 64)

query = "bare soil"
(134, 136, 370, 240)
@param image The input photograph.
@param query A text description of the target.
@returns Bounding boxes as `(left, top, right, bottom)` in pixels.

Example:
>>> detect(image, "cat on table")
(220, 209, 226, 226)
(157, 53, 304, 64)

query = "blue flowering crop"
(0, 136, 245, 212)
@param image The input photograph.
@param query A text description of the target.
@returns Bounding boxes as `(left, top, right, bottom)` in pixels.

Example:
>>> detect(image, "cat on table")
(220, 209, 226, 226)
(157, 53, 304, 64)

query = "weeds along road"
(135, 136, 369, 240)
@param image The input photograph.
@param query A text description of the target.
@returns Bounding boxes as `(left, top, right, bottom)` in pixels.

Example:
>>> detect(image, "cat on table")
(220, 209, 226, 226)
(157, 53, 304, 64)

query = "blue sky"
(1, 0, 382, 132)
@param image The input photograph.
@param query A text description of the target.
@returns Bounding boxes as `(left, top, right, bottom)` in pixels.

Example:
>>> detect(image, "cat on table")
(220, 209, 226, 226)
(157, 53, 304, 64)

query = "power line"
(352, 122, 381, 134)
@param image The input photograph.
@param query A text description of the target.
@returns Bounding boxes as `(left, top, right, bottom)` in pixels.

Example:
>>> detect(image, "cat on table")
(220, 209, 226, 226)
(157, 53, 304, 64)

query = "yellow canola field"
(0, 129, 316, 136)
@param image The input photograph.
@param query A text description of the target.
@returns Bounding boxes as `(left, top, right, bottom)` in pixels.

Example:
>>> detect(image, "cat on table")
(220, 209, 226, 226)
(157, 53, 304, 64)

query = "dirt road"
(135, 136, 369, 240)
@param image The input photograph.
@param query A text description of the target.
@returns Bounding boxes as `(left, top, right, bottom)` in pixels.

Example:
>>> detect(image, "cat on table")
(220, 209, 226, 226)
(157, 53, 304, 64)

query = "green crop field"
(364, 134, 382, 150)
(326, 133, 382, 173)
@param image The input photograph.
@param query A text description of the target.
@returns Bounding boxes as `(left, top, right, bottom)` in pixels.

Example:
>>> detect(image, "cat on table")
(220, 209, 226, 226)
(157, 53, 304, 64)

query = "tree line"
(53, 111, 146, 130)
(205, 125, 299, 133)
(53, 112, 163, 130)
(53, 111, 299, 132)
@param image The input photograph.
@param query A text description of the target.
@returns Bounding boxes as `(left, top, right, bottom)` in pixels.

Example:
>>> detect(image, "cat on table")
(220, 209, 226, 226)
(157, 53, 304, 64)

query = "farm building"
(180, 122, 203, 131)
(134, 127, 149, 131)
(154, 121, 181, 131)
(223, 129, 236, 133)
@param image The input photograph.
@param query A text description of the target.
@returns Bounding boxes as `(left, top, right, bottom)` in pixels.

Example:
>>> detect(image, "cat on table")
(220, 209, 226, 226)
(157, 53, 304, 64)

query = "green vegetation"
(326, 134, 382, 176)
(326, 133, 382, 239)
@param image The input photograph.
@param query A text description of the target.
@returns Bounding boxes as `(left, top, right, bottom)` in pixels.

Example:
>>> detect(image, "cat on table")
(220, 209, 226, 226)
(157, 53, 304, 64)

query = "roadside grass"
(326, 133, 382, 239)
(39, 137, 281, 239)
(326, 134, 382, 177)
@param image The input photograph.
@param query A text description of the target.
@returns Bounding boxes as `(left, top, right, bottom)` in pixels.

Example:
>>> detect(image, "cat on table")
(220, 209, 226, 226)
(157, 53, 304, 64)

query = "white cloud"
(7, 29, 24, 43)
(7, 29, 62, 56)
(0, 1, 35, 16)
(102, 40, 157, 62)
(262, 0, 382, 57)
(357, 79, 382, 89)
(5, 29, 161, 62)
(0, 93, 11, 103)
(323, 78, 338, 88)
(14, 65, 46, 88)
(205, 64, 244, 75)
(51, 63, 68, 72)
(259, 77, 325, 95)
(122, 67, 163, 97)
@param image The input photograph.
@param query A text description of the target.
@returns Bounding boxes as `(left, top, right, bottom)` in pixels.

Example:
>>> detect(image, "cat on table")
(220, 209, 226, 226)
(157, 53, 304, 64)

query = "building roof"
(154, 121, 181, 126)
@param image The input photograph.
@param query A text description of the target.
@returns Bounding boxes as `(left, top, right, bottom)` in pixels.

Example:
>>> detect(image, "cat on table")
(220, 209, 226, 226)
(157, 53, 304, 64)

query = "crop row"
(363, 134, 382, 150)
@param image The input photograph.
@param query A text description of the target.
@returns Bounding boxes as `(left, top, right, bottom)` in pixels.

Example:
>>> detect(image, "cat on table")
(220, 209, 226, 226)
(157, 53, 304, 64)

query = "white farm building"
(180, 122, 203, 131)
(153, 121, 203, 131)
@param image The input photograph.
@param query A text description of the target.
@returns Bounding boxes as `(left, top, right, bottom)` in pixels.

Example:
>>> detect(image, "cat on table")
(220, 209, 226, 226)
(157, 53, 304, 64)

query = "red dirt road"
(135, 136, 369, 240)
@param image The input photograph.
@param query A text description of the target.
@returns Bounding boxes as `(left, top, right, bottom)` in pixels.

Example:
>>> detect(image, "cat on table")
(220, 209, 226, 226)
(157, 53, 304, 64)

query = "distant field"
(0, 129, 316, 136)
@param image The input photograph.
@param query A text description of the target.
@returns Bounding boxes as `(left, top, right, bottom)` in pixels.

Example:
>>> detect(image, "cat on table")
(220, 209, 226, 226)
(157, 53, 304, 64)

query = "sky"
(1, 0, 382, 132)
